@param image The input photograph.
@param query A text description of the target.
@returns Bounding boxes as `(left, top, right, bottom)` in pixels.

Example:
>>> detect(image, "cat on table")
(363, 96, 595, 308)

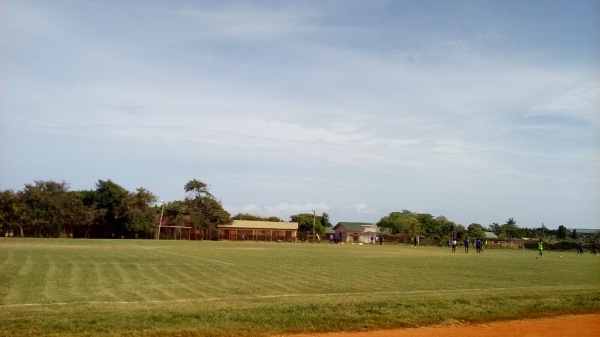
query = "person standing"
(538, 239, 544, 259)
(464, 237, 469, 253)
(451, 239, 457, 253)
(578, 242, 584, 255)
(476, 238, 482, 253)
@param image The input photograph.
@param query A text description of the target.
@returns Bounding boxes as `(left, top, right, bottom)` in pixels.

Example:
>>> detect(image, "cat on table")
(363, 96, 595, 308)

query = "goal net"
(159, 225, 192, 240)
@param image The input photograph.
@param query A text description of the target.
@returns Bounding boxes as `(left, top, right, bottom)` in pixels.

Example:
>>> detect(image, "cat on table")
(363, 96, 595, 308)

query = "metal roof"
(333, 222, 377, 232)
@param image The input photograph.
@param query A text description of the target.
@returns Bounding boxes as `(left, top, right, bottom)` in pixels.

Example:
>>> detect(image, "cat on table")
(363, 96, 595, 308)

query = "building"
(217, 220, 298, 242)
(333, 222, 378, 243)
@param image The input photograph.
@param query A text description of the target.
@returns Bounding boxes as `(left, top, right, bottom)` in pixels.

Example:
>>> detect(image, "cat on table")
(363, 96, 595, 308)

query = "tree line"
(0, 179, 229, 239)
(0, 179, 591, 241)
(374, 211, 572, 241)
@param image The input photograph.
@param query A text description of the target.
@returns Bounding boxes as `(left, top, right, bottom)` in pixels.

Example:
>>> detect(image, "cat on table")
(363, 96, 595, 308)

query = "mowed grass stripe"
(2, 283, 596, 308)
(1, 238, 599, 337)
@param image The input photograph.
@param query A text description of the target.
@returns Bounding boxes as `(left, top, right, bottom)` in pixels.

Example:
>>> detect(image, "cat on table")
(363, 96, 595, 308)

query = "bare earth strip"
(282, 314, 600, 337)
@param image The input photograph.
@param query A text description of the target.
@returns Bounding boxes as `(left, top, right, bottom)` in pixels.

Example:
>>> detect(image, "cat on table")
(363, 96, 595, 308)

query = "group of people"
(577, 242, 599, 256)
(537, 239, 599, 259)
(328, 234, 342, 244)
(370, 235, 384, 245)
(449, 237, 487, 253)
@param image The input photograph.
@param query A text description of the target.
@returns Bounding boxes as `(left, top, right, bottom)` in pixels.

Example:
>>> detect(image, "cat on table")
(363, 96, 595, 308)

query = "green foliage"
(436, 215, 458, 239)
(290, 213, 324, 233)
(321, 212, 332, 227)
(467, 223, 486, 238)
(499, 218, 525, 239)
(184, 178, 213, 199)
(557, 225, 568, 239)
(0, 179, 220, 239)
(232, 213, 284, 222)
(488, 222, 501, 235)
(416, 213, 438, 236)
(376, 210, 421, 236)
(18, 180, 74, 237)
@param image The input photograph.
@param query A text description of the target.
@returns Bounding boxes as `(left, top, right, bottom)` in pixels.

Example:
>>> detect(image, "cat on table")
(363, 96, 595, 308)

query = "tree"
(500, 218, 524, 239)
(436, 216, 457, 239)
(467, 223, 486, 238)
(184, 179, 214, 199)
(571, 229, 578, 240)
(20, 180, 73, 237)
(182, 179, 230, 240)
(454, 224, 467, 240)
(557, 225, 567, 239)
(122, 188, 157, 236)
(321, 213, 332, 227)
(93, 179, 128, 237)
(232, 213, 283, 222)
(376, 210, 421, 236)
(488, 223, 501, 235)
(64, 191, 100, 238)
(0, 189, 24, 237)
(290, 213, 324, 234)
(416, 213, 439, 237)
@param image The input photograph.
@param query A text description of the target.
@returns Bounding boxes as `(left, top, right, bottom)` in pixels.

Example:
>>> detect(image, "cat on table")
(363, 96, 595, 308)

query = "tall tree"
(93, 180, 128, 238)
(182, 179, 230, 240)
(20, 180, 72, 237)
(184, 179, 214, 199)
(290, 213, 324, 233)
(571, 229, 578, 240)
(416, 213, 439, 237)
(467, 223, 486, 238)
(122, 188, 157, 236)
(488, 222, 501, 235)
(557, 225, 567, 239)
(232, 213, 283, 222)
(376, 210, 421, 236)
(436, 216, 457, 239)
(321, 213, 332, 227)
(0, 189, 24, 236)
(500, 218, 524, 239)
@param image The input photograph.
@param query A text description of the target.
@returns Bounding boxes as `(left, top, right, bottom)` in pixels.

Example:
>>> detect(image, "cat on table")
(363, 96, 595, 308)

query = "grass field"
(1, 238, 599, 337)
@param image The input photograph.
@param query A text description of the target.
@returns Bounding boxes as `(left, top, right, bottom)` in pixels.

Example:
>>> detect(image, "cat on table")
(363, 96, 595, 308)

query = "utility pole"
(542, 222, 545, 238)
(156, 200, 165, 240)
(312, 210, 316, 242)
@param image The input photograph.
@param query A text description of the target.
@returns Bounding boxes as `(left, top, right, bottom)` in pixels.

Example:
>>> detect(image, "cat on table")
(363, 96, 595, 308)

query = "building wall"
(219, 228, 297, 241)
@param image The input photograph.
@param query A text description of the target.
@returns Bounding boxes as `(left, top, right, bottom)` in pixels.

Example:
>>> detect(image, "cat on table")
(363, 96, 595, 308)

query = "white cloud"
(527, 81, 600, 125)
(174, 4, 319, 40)
(224, 202, 331, 221)
(2, 1, 599, 229)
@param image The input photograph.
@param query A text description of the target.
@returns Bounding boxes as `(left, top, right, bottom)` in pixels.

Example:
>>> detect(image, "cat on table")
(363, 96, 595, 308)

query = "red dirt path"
(285, 314, 600, 337)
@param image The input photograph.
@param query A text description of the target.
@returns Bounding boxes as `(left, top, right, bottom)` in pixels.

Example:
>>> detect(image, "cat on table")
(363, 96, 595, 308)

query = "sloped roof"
(218, 220, 298, 230)
(333, 222, 377, 232)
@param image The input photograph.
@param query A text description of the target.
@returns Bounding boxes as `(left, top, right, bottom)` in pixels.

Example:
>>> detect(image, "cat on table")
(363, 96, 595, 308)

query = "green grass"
(1, 238, 599, 337)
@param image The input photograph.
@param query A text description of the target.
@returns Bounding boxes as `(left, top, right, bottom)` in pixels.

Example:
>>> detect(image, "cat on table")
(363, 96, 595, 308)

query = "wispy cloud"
(2, 1, 599, 228)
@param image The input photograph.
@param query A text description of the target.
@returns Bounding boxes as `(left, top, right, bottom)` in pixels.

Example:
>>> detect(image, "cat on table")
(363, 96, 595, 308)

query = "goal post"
(159, 225, 192, 240)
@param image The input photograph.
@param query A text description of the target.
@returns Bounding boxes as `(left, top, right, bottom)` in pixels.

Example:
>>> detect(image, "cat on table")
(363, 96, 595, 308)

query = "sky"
(1, 0, 599, 229)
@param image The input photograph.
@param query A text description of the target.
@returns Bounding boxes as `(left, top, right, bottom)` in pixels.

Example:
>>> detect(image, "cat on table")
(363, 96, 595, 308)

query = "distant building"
(573, 229, 600, 238)
(483, 232, 498, 240)
(333, 222, 378, 243)
(217, 220, 298, 242)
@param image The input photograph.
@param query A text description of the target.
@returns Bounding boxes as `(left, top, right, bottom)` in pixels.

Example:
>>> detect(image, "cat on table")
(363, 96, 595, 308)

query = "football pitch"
(1, 238, 599, 337)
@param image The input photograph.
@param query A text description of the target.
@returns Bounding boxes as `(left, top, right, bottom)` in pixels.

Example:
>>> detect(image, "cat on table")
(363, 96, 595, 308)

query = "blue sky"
(1, 1, 599, 229)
